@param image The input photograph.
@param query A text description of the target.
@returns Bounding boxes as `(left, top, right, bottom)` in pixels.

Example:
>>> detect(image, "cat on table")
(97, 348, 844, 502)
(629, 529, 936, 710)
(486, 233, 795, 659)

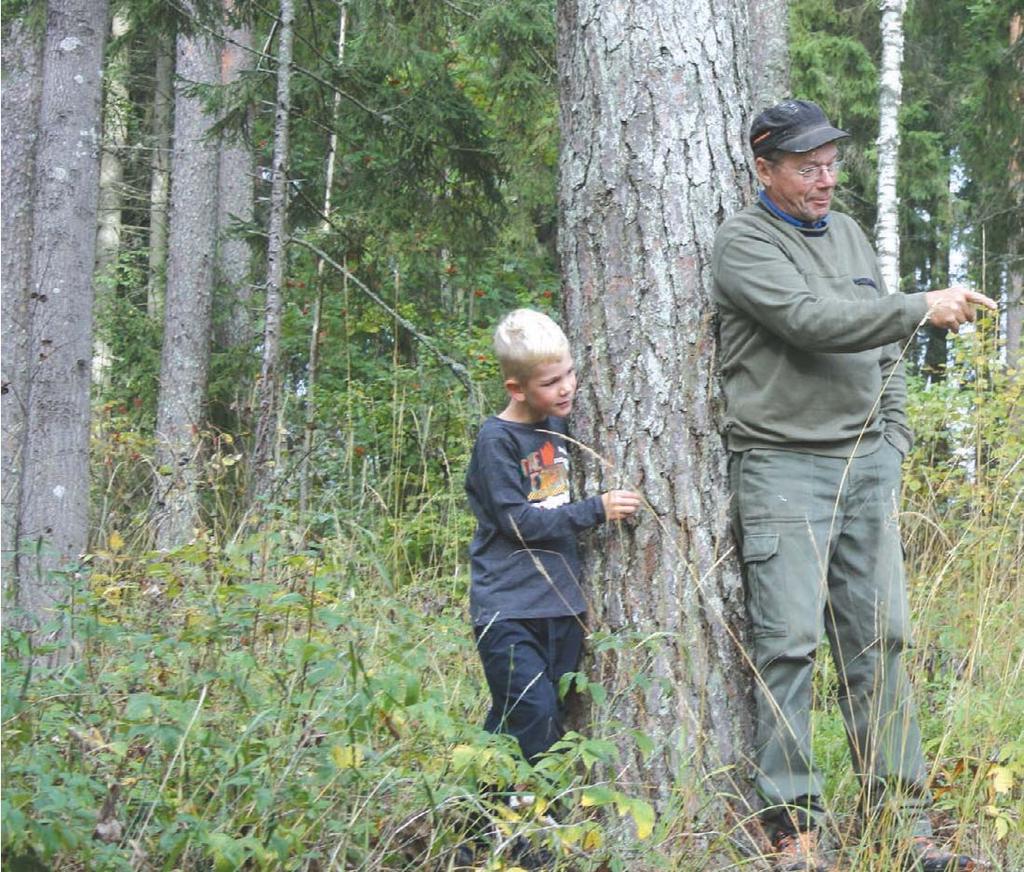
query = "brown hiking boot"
(904, 836, 990, 871)
(772, 830, 833, 872)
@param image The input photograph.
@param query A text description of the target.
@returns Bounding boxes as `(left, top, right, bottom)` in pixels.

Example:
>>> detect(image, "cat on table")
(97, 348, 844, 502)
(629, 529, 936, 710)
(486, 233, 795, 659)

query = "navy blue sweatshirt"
(465, 416, 605, 625)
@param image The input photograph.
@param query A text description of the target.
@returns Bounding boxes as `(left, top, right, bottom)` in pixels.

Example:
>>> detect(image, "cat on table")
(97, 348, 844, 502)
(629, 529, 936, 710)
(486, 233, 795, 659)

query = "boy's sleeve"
(471, 431, 605, 543)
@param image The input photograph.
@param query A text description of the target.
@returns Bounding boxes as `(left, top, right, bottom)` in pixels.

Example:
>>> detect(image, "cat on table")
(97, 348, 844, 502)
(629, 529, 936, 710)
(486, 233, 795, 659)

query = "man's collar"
(758, 190, 830, 232)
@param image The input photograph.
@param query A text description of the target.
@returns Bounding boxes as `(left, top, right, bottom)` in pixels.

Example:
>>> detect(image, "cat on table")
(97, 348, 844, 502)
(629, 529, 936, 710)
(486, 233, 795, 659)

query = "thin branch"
(289, 236, 476, 395)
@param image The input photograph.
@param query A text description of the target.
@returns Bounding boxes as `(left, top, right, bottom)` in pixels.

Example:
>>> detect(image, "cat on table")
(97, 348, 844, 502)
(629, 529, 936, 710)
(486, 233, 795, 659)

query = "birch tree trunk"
(216, 11, 255, 351)
(250, 0, 295, 504)
(557, 0, 754, 811)
(1006, 237, 1022, 373)
(749, 0, 790, 111)
(300, 0, 348, 515)
(875, 0, 906, 295)
(94, 12, 130, 277)
(93, 11, 131, 383)
(152, 23, 221, 548)
(16, 0, 108, 640)
(147, 30, 174, 321)
(1, 15, 44, 593)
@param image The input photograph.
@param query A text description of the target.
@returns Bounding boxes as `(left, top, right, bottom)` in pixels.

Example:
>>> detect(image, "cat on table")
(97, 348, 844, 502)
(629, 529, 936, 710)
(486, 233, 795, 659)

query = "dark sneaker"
(904, 836, 990, 871)
(772, 830, 834, 872)
(509, 834, 556, 870)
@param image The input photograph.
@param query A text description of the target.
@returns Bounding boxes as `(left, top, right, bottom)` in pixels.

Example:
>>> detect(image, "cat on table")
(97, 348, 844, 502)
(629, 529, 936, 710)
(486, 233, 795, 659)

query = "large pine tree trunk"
(557, 0, 754, 808)
(749, 0, 790, 110)
(152, 24, 221, 548)
(250, 0, 295, 504)
(875, 0, 906, 295)
(1, 15, 44, 592)
(17, 0, 108, 639)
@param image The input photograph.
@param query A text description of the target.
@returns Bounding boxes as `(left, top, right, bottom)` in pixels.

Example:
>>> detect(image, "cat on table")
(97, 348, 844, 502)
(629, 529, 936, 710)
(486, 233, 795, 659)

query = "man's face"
(755, 142, 841, 223)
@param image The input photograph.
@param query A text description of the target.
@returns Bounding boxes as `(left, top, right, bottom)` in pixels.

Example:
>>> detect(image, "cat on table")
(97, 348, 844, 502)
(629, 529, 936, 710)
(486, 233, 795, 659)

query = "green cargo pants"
(729, 442, 931, 837)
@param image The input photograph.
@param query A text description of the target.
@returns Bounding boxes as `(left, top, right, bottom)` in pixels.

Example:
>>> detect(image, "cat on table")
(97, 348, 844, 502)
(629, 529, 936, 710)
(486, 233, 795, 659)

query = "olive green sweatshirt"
(711, 203, 929, 459)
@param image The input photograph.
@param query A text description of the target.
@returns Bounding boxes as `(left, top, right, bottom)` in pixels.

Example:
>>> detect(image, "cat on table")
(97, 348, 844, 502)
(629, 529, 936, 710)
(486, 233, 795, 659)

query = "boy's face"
(508, 354, 577, 421)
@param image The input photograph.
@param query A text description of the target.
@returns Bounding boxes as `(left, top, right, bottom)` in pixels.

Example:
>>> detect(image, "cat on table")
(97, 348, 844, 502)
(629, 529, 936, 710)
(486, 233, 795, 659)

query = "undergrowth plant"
(4, 342, 1022, 870)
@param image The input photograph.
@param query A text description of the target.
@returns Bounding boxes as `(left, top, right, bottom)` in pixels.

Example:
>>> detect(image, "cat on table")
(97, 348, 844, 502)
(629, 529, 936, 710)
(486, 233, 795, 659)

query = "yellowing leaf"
(451, 744, 477, 770)
(109, 530, 125, 552)
(989, 764, 1014, 794)
(995, 815, 1009, 841)
(582, 828, 603, 851)
(555, 825, 581, 847)
(331, 744, 364, 769)
(627, 798, 655, 840)
(580, 786, 616, 808)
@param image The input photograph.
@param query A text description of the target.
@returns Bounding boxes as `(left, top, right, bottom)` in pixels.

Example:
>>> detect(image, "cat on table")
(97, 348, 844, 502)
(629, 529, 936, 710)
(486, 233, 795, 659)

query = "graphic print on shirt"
(521, 440, 570, 509)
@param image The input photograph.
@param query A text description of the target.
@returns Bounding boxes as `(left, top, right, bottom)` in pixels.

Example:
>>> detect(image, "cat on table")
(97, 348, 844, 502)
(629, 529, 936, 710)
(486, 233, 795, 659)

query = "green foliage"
(790, 0, 881, 228)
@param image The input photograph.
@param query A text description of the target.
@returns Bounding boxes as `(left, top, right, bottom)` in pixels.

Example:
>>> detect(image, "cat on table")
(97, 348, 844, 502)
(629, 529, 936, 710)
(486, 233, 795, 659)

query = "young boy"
(465, 308, 640, 765)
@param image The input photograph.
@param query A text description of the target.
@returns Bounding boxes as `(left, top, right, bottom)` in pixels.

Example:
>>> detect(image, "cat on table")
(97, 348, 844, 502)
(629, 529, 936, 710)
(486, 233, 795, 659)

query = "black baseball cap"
(750, 100, 850, 158)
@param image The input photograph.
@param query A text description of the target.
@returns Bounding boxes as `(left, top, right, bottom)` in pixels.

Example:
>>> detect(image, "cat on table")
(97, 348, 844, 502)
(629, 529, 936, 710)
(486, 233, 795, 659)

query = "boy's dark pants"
(474, 615, 584, 764)
(730, 444, 931, 838)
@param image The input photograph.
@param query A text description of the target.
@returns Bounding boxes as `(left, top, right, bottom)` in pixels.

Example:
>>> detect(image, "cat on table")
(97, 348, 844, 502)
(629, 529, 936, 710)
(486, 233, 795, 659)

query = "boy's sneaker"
(509, 835, 556, 870)
(772, 829, 834, 872)
(904, 836, 989, 871)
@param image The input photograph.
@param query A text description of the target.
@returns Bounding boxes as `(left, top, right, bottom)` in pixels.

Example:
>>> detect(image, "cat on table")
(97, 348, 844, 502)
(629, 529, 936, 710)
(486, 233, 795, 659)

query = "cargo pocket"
(742, 531, 787, 638)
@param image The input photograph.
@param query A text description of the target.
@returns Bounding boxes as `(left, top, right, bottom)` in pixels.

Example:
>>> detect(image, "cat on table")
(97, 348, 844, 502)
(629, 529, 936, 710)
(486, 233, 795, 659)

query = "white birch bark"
(93, 11, 131, 383)
(94, 13, 131, 277)
(1007, 237, 1023, 373)
(250, 0, 295, 503)
(152, 23, 221, 548)
(558, 0, 754, 812)
(875, 0, 906, 295)
(1, 15, 44, 591)
(147, 30, 174, 320)
(17, 0, 108, 639)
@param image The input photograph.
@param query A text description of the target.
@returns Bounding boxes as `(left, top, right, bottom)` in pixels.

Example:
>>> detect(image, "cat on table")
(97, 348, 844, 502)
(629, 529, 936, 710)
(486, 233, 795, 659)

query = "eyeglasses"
(793, 158, 844, 179)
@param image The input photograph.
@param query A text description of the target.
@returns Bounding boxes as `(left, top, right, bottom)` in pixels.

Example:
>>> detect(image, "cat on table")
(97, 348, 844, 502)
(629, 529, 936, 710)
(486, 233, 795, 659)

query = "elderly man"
(712, 99, 994, 872)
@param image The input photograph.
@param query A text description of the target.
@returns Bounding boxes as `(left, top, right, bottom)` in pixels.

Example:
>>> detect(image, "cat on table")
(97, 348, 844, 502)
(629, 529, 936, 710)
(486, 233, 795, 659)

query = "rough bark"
(216, 12, 256, 351)
(875, 0, 906, 295)
(93, 11, 131, 382)
(1, 15, 44, 594)
(250, 0, 295, 504)
(16, 0, 108, 638)
(152, 24, 221, 548)
(147, 29, 174, 321)
(557, 0, 754, 812)
(748, 0, 790, 111)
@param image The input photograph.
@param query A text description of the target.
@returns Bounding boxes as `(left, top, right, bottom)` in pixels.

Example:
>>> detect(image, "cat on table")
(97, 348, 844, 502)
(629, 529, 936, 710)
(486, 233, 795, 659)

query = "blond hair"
(493, 309, 570, 382)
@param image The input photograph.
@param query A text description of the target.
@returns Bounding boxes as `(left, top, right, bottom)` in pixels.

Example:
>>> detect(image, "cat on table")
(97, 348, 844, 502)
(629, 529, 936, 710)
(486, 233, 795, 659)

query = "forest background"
(1, 0, 1022, 869)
